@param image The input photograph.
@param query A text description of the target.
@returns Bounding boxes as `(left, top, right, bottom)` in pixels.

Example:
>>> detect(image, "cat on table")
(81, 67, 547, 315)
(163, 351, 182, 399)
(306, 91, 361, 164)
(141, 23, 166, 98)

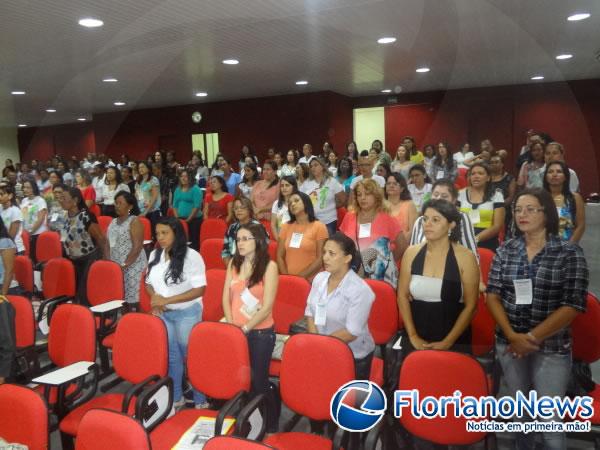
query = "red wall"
(359, 79, 600, 194)
(18, 122, 95, 163)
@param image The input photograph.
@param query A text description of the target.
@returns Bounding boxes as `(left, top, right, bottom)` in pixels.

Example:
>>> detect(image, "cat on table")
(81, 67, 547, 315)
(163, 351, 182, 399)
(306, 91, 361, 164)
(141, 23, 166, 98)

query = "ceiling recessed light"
(77, 117, 87, 121)
(556, 54, 573, 60)
(531, 75, 544, 80)
(567, 13, 590, 21)
(114, 101, 126, 106)
(295, 80, 308, 86)
(102, 77, 118, 82)
(381, 89, 392, 93)
(416, 67, 430, 73)
(222, 59, 239, 65)
(377, 37, 396, 44)
(195, 92, 208, 97)
(79, 18, 104, 28)
(45, 109, 56, 113)
(11, 91, 26, 95)
(18, 124, 27, 128)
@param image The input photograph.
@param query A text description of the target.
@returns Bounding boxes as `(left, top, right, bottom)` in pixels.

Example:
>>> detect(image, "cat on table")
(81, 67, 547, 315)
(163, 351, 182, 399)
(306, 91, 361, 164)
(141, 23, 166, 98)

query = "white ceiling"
(2, 0, 599, 127)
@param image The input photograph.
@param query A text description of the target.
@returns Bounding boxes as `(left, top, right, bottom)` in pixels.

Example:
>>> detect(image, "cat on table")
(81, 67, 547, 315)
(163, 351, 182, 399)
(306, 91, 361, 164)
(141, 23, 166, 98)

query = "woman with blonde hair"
(339, 179, 405, 287)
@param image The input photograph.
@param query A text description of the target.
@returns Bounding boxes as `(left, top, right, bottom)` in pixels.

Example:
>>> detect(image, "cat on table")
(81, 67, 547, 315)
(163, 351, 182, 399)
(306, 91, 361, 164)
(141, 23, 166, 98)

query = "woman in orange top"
(222, 222, 279, 432)
(277, 192, 328, 279)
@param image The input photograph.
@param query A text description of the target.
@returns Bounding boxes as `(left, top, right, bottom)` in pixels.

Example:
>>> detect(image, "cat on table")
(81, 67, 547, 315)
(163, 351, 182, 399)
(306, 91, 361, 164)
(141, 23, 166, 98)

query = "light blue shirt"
(0, 237, 16, 287)
(224, 172, 242, 195)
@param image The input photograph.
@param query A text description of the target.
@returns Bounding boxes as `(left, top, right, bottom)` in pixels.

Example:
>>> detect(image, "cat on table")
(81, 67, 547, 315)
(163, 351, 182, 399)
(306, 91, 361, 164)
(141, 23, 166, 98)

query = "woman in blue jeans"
(146, 217, 208, 410)
(486, 188, 588, 450)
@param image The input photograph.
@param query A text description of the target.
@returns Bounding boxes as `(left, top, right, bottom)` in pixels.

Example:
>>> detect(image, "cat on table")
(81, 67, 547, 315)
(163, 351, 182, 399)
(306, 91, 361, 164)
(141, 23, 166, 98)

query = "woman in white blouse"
(146, 217, 209, 410)
(305, 232, 375, 379)
(100, 166, 130, 217)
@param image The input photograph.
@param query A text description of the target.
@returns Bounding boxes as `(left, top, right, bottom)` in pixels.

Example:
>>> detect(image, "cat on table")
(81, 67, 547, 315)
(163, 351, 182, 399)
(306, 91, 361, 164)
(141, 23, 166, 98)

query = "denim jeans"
(496, 341, 572, 450)
(247, 327, 279, 432)
(161, 302, 207, 405)
(325, 220, 337, 237)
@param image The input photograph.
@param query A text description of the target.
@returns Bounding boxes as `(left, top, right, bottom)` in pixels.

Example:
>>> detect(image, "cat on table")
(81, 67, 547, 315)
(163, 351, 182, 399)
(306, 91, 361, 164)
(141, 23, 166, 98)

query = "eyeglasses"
(235, 236, 256, 243)
(514, 206, 544, 215)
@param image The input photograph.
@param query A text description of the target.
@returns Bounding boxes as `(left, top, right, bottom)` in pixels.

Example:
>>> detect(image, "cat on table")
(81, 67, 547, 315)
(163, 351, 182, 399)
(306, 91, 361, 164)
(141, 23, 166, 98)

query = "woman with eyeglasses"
(222, 222, 279, 433)
(221, 196, 263, 266)
(486, 188, 588, 450)
(543, 161, 585, 243)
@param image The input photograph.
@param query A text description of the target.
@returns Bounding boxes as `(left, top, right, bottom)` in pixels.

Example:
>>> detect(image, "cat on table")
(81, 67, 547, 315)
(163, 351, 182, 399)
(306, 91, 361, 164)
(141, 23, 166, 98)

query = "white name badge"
(240, 287, 259, 309)
(436, 170, 445, 180)
(514, 279, 533, 305)
(358, 222, 372, 238)
(469, 209, 480, 224)
(290, 232, 303, 248)
(314, 304, 327, 326)
(51, 213, 59, 222)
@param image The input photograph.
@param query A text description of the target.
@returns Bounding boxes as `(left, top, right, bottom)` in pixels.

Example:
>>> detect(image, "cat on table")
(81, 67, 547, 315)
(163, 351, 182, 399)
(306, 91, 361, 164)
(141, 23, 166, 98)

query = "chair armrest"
(90, 300, 125, 314)
(37, 295, 72, 334)
(32, 361, 95, 386)
(135, 376, 173, 431)
(234, 393, 267, 440)
(215, 390, 248, 435)
(383, 330, 406, 393)
(122, 374, 160, 413)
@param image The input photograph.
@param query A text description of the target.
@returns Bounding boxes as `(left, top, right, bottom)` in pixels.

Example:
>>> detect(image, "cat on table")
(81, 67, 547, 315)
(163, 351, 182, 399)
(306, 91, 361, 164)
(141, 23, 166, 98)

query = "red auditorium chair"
(366, 350, 492, 449)
(205, 436, 275, 449)
(76, 409, 151, 450)
(0, 384, 48, 450)
(7, 295, 37, 380)
(138, 269, 151, 313)
(35, 231, 63, 267)
(477, 247, 494, 286)
(472, 249, 496, 371)
(89, 204, 101, 218)
(203, 269, 226, 321)
(269, 275, 311, 377)
(35, 257, 77, 335)
(31, 304, 96, 417)
(21, 229, 30, 257)
(86, 260, 125, 374)
(260, 334, 355, 449)
(150, 322, 260, 450)
(59, 313, 171, 446)
(365, 279, 401, 387)
(267, 240, 277, 261)
(260, 219, 272, 238)
(200, 238, 226, 270)
(179, 218, 190, 239)
(570, 293, 600, 448)
(14, 255, 34, 296)
(200, 218, 228, 243)
(138, 216, 153, 246)
(97, 215, 113, 234)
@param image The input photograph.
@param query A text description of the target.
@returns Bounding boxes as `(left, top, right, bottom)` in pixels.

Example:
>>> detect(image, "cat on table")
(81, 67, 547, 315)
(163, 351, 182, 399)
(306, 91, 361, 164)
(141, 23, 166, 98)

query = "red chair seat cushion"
(369, 356, 384, 386)
(59, 393, 134, 436)
(102, 333, 115, 348)
(264, 432, 335, 449)
(34, 383, 78, 405)
(269, 359, 281, 377)
(150, 408, 235, 450)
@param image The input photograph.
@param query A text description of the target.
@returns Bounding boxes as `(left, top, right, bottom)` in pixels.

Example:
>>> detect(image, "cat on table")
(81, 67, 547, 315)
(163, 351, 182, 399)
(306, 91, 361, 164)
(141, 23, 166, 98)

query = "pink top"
(339, 211, 402, 250)
(391, 201, 413, 233)
(251, 180, 280, 220)
(229, 270, 274, 329)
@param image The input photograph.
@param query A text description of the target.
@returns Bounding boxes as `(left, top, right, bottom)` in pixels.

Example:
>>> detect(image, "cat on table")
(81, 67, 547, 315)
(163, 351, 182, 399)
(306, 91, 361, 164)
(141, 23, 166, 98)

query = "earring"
(448, 229, 452, 236)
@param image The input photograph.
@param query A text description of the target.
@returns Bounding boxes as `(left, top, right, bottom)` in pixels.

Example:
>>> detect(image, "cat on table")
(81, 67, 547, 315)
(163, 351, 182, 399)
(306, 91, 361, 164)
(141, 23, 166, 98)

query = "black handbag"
(0, 299, 16, 379)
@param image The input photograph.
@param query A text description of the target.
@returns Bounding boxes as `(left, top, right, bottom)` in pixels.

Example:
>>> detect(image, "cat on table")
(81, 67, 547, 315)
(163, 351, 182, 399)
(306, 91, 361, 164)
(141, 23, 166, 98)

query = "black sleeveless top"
(409, 244, 471, 353)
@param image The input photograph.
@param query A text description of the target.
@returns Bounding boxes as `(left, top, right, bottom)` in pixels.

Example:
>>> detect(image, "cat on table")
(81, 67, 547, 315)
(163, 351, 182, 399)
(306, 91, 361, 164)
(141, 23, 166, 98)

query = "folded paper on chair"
(172, 416, 235, 449)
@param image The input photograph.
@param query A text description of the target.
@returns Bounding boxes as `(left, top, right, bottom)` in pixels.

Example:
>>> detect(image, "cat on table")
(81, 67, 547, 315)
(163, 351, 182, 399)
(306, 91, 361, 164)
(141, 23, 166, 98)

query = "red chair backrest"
(42, 258, 76, 299)
(0, 384, 48, 450)
(365, 279, 401, 345)
(89, 204, 101, 218)
(48, 304, 96, 367)
(179, 219, 190, 239)
(204, 436, 274, 449)
(272, 275, 311, 334)
(280, 334, 355, 421)
(113, 313, 168, 383)
(572, 293, 600, 363)
(97, 215, 113, 234)
(86, 260, 124, 306)
(455, 168, 468, 190)
(399, 351, 488, 445)
(267, 240, 277, 261)
(138, 270, 151, 313)
(200, 218, 228, 243)
(35, 231, 62, 264)
(76, 409, 151, 450)
(188, 322, 250, 399)
(203, 269, 226, 321)
(260, 219, 272, 239)
(21, 229, 30, 257)
(7, 295, 35, 348)
(200, 238, 226, 270)
(471, 294, 495, 356)
(477, 248, 495, 286)
(166, 207, 175, 217)
(14, 255, 34, 294)
(138, 216, 152, 241)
